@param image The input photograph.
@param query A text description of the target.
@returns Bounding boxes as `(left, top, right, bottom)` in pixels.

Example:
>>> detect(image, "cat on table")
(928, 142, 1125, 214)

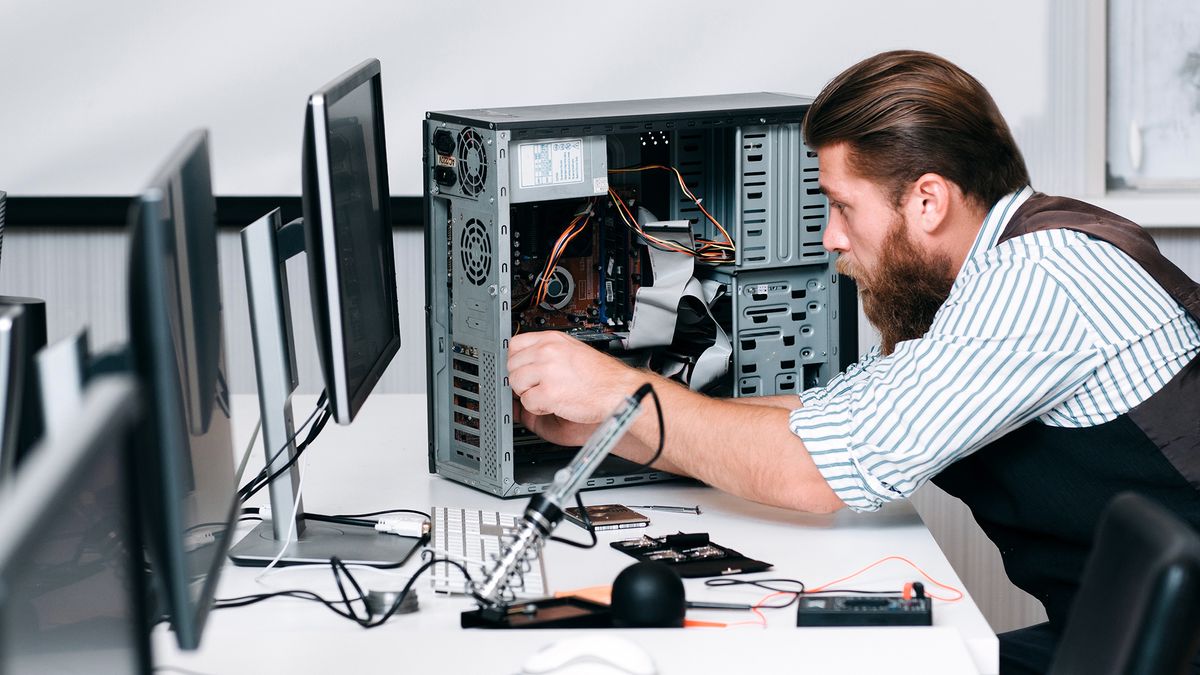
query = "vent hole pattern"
(456, 128, 488, 196)
(459, 219, 491, 286)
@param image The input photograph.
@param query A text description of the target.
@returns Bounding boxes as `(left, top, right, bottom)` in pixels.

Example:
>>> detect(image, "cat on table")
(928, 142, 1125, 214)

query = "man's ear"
(904, 173, 953, 235)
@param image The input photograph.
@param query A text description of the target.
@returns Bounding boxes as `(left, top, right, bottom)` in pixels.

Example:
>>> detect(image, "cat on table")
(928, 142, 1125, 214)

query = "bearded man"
(506, 51, 1200, 673)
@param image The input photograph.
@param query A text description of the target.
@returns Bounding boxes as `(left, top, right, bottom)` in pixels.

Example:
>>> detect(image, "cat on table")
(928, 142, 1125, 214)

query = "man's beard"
(836, 214, 956, 356)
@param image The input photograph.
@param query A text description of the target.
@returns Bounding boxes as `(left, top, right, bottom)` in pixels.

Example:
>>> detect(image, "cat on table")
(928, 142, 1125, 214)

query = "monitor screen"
(303, 58, 400, 425)
(0, 377, 149, 675)
(127, 130, 238, 650)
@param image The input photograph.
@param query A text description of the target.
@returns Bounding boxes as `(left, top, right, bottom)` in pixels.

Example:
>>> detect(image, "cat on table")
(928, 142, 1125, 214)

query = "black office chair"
(1049, 492, 1200, 675)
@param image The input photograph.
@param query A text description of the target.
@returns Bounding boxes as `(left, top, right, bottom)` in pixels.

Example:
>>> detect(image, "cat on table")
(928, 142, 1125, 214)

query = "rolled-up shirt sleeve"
(789, 258, 1103, 512)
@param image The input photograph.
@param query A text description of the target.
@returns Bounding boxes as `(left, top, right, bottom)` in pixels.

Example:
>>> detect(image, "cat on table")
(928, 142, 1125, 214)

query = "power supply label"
(518, 139, 584, 188)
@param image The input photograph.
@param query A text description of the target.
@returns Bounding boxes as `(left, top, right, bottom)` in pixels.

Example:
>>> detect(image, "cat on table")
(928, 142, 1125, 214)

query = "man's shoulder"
(965, 227, 1097, 276)
(951, 227, 1125, 313)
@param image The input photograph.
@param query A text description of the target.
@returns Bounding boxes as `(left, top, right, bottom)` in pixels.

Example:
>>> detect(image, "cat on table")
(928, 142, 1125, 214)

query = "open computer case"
(424, 93, 857, 498)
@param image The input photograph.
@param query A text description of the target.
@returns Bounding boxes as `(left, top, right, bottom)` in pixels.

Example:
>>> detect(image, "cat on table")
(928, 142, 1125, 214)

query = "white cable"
(255, 460, 306, 584)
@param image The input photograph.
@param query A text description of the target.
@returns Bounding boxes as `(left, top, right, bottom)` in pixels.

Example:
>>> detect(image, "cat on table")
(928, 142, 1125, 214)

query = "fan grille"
(456, 128, 488, 197)
(459, 218, 491, 286)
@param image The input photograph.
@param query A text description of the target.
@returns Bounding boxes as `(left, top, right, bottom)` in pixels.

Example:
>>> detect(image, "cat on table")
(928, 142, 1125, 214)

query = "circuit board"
(511, 194, 644, 337)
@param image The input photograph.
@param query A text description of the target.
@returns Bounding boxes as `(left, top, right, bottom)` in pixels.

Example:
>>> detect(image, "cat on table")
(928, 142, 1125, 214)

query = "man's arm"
(730, 394, 801, 409)
(508, 332, 844, 513)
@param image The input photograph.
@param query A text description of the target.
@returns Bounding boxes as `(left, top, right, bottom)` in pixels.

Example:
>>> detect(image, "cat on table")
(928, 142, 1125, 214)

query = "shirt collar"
(963, 185, 1035, 264)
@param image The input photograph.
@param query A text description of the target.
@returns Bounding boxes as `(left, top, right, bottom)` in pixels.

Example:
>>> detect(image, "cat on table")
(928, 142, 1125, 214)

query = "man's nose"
(823, 211, 850, 254)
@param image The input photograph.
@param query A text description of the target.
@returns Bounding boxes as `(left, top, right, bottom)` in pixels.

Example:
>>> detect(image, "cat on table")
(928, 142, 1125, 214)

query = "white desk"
(155, 394, 998, 674)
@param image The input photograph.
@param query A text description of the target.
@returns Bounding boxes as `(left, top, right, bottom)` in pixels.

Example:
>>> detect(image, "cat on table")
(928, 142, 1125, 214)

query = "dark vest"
(932, 193, 1200, 631)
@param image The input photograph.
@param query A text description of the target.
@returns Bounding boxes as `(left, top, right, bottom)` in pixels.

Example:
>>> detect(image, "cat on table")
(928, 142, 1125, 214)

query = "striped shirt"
(789, 186, 1200, 512)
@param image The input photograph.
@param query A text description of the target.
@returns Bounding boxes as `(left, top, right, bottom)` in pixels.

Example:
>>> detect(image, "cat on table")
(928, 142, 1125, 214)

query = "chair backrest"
(1049, 492, 1200, 675)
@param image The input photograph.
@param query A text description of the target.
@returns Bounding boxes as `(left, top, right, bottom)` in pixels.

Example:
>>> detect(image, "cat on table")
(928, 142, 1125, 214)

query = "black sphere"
(610, 561, 686, 628)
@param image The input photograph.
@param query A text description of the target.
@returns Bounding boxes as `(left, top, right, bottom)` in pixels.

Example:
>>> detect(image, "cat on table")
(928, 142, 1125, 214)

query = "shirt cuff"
(788, 401, 904, 513)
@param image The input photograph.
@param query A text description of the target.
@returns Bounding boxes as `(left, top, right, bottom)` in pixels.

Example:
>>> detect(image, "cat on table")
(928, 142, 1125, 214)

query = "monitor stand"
(228, 208, 421, 568)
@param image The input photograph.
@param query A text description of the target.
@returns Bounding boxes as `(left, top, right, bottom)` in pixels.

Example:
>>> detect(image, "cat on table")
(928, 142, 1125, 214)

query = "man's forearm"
(617, 372, 842, 513)
(731, 394, 802, 409)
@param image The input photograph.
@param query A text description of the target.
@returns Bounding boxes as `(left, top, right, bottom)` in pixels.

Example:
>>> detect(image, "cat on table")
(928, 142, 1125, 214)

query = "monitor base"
(228, 519, 423, 568)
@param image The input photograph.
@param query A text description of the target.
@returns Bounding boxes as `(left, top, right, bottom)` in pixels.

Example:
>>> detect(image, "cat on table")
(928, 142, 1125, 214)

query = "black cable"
(546, 383, 663, 549)
(236, 393, 327, 500)
(332, 508, 431, 520)
(703, 577, 906, 610)
(238, 393, 327, 494)
(241, 507, 430, 531)
(212, 551, 465, 626)
(548, 492, 599, 549)
(624, 383, 664, 474)
(239, 404, 332, 503)
(329, 556, 370, 623)
(239, 406, 327, 501)
(304, 513, 376, 528)
(704, 577, 807, 609)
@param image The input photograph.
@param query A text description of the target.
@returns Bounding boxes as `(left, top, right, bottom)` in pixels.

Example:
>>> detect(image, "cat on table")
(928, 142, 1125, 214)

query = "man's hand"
(513, 402, 598, 448)
(506, 330, 844, 514)
(507, 331, 644, 424)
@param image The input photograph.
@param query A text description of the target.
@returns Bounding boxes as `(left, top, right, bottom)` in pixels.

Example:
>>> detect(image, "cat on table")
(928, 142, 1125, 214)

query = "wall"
(0, 0, 1048, 196)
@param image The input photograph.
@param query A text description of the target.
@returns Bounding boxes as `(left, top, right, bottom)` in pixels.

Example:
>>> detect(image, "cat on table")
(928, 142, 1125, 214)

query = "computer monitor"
(0, 375, 150, 675)
(302, 58, 400, 425)
(229, 59, 416, 568)
(127, 130, 239, 650)
(0, 296, 47, 479)
(35, 329, 89, 436)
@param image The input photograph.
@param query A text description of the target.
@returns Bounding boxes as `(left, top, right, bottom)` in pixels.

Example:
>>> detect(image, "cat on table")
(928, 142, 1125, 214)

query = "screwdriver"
(626, 504, 702, 515)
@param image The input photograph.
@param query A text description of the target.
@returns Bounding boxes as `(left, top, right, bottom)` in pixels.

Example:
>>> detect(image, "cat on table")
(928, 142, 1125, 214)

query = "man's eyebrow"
(818, 185, 842, 200)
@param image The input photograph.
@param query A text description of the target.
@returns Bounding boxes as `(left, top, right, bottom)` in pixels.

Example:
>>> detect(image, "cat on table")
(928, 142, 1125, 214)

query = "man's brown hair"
(803, 50, 1030, 209)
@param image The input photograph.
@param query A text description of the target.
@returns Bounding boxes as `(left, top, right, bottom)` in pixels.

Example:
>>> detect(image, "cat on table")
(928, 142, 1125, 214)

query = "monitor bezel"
(127, 130, 238, 651)
(302, 58, 400, 425)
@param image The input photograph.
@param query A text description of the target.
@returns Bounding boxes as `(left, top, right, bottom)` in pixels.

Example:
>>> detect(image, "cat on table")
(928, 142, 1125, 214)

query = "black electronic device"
(610, 561, 686, 628)
(461, 596, 613, 629)
(127, 130, 240, 650)
(462, 560, 688, 630)
(611, 532, 772, 577)
(795, 595, 933, 627)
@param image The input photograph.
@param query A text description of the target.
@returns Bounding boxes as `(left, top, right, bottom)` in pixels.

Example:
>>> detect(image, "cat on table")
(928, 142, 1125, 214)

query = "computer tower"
(424, 93, 857, 498)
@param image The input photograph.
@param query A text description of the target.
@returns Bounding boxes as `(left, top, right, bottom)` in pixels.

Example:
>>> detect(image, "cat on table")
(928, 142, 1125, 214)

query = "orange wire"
(533, 207, 592, 306)
(808, 555, 965, 602)
(609, 165, 735, 258)
(606, 188, 702, 257)
(542, 216, 590, 305)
